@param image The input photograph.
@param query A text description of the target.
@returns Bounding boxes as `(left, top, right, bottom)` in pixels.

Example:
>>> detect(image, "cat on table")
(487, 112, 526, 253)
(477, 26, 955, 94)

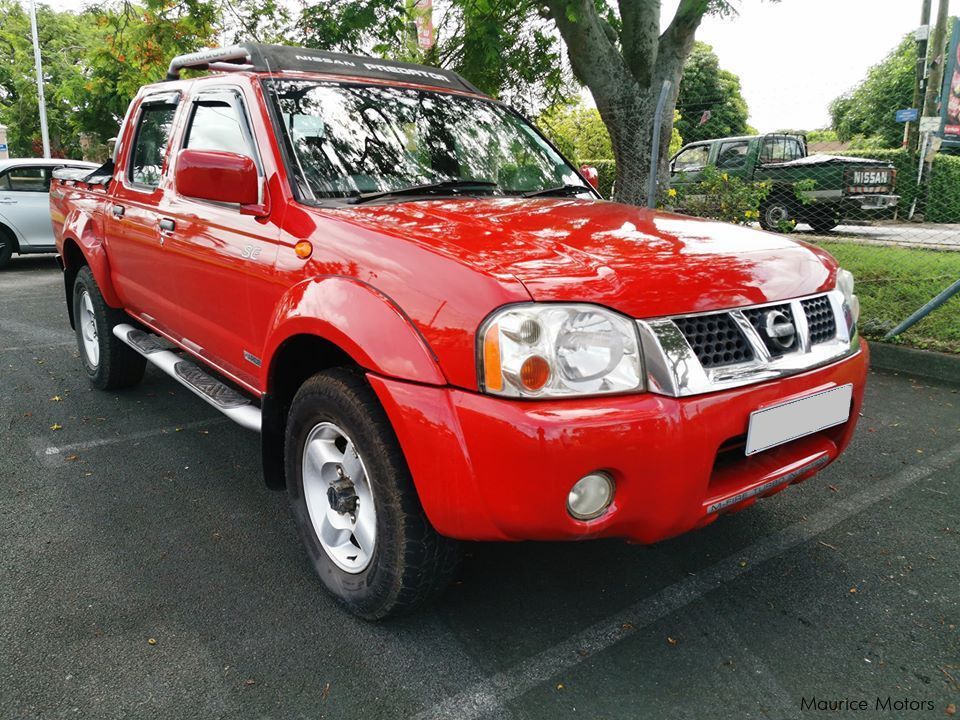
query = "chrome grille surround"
(637, 290, 859, 397)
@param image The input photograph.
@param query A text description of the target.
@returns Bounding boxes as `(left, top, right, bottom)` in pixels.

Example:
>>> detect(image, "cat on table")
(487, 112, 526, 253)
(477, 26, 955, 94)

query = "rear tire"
(759, 198, 794, 232)
(808, 215, 839, 233)
(72, 266, 146, 390)
(285, 367, 459, 620)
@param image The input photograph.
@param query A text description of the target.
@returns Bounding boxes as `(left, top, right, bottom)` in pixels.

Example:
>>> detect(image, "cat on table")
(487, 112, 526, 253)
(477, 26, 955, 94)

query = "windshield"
(265, 80, 584, 201)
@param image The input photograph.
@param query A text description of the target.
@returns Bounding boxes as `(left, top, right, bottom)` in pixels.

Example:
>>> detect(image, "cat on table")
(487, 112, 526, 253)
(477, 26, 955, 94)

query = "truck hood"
(336, 198, 836, 318)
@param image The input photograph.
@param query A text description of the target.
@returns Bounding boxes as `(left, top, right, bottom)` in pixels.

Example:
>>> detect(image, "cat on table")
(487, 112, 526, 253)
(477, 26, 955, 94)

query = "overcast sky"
(49, 0, 925, 130)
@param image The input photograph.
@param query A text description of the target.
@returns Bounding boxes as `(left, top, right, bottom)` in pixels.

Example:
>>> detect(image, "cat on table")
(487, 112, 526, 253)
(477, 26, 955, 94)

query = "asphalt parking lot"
(2, 254, 958, 720)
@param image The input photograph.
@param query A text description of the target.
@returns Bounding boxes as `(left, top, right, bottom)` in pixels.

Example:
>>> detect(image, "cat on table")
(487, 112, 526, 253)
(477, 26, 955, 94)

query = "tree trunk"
(599, 90, 652, 205)
(541, 0, 707, 207)
(600, 79, 680, 207)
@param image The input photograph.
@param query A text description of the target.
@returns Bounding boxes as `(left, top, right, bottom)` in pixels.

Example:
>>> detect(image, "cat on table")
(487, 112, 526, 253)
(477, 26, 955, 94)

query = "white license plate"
(745, 384, 853, 456)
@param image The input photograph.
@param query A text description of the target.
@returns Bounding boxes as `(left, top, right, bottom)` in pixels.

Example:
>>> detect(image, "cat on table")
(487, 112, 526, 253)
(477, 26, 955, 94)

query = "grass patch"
(814, 241, 960, 354)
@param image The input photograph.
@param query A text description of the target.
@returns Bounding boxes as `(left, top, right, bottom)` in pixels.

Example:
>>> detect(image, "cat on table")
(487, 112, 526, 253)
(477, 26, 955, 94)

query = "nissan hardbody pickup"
(51, 43, 868, 619)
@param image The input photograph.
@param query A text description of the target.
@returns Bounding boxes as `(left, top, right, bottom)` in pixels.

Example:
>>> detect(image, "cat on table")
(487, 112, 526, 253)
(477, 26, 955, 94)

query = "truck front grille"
(639, 290, 856, 397)
(800, 295, 837, 344)
(673, 313, 754, 368)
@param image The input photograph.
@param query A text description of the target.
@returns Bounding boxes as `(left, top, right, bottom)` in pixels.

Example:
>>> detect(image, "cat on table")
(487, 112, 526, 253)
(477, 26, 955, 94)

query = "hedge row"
(927, 154, 960, 223)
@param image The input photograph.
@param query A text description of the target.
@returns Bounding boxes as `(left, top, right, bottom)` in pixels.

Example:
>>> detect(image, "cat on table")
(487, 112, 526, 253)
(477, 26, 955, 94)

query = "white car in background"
(0, 158, 99, 269)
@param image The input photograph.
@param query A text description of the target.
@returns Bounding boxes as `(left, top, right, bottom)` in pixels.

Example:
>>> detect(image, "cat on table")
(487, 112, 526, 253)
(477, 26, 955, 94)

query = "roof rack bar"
(161, 42, 485, 95)
(166, 45, 251, 81)
(208, 61, 255, 73)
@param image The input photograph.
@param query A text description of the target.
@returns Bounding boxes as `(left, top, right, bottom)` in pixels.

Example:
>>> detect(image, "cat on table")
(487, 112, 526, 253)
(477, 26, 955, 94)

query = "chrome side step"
(113, 323, 261, 432)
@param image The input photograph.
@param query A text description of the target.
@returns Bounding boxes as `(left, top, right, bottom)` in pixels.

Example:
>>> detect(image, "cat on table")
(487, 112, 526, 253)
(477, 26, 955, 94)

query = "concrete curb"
(869, 341, 960, 385)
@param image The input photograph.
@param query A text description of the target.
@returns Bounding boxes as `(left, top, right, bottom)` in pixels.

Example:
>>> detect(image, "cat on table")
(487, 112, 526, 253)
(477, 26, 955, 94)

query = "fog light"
(567, 472, 614, 520)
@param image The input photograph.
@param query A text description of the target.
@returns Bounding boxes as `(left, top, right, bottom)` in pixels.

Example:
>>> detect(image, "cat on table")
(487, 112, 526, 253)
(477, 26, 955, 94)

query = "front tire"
(72, 266, 146, 390)
(285, 367, 459, 620)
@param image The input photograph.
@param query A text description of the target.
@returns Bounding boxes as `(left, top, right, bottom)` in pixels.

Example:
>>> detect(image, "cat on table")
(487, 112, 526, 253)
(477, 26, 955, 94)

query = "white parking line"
(38, 418, 230, 465)
(415, 443, 960, 720)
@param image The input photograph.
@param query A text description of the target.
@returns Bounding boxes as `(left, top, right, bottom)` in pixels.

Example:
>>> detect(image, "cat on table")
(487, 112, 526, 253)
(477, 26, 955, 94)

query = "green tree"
(0, 1, 96, 156)
(0, 0, 288, 157)
(675, 41, 749, 143)
(829, 34, 915, 148)
(78, 0, 220, 128)
(538, 100, 614, 162)
(299, 0, 573, 113)
(539, 100, 682, 164)
(220, 0, 293, 44)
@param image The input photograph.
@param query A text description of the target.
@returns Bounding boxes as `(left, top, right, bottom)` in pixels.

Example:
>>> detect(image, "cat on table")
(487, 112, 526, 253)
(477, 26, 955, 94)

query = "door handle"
(111, 204, 124, 217)
(0, 198, 16, 204)
(158, 218, 176, 233)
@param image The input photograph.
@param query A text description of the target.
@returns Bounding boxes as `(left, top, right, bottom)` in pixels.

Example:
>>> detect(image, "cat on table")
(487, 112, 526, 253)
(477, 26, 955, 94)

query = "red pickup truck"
(51, 43, 868, 619)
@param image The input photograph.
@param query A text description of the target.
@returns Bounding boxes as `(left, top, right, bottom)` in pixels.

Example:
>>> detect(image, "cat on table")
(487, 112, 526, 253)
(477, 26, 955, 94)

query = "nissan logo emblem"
(764, 310, 796, 350)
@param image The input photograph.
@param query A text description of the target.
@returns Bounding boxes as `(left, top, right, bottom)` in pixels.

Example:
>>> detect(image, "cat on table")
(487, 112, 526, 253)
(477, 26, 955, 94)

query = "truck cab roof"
(680, 133, 803, 148)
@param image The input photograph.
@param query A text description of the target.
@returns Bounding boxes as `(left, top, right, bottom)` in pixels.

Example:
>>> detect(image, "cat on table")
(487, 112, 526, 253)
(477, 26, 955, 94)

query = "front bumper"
(368, 342, 869, 543)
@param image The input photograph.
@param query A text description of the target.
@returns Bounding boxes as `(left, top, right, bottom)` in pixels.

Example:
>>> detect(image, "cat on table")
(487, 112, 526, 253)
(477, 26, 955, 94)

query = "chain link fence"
(581, 61, 960, 355)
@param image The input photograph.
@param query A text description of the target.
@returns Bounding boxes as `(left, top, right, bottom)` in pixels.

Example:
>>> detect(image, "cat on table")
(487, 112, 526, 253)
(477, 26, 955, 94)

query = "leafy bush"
(927, 154, 960, 223)
(537, 102, 614, 164)
(670, 165, 771, 225)
(829, 33, 916, 149)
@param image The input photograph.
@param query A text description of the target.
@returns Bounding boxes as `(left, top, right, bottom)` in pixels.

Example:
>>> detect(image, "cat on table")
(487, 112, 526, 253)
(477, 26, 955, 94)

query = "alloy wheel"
(301, 422, 377, 573)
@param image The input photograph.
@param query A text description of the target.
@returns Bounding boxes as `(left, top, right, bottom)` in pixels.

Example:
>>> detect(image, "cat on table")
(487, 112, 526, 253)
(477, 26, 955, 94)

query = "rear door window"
(129, 101, 178, 188)
(761, 137, 804, 163)
(716, 141, 749, 169)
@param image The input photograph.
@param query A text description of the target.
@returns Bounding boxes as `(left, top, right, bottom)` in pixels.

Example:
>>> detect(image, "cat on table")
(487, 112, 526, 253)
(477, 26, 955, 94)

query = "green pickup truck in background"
(669, 134, 899, 232)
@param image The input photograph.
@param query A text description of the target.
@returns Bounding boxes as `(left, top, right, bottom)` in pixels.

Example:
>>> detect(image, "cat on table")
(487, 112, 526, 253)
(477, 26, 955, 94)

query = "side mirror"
(579, 164, 599, 190)
(175, 149, 266, 215)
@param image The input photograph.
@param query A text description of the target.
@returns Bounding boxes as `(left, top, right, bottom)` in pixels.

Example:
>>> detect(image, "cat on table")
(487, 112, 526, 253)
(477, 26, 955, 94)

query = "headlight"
(479, 304, 643, 397)
(836, 267, 860, 331)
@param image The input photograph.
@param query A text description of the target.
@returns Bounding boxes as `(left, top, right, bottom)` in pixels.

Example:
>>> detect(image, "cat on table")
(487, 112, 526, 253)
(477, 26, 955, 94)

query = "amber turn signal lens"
(294, 240, 313, 259)
(483, 323, 503, 392)
(520, 355, 550, 391)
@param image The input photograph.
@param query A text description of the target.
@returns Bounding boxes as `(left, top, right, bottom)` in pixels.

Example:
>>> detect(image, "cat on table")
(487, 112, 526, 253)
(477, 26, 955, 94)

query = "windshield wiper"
(348, 179, 499, 204)
(522, 184, 593, 198)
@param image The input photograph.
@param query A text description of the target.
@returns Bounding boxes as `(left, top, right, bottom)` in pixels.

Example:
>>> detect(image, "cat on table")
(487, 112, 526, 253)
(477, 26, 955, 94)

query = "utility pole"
(28, 0, 50, 158)
(922, 0, 951, 119)
(907, 0, 931, 152)
(909, 0, 951, 220)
